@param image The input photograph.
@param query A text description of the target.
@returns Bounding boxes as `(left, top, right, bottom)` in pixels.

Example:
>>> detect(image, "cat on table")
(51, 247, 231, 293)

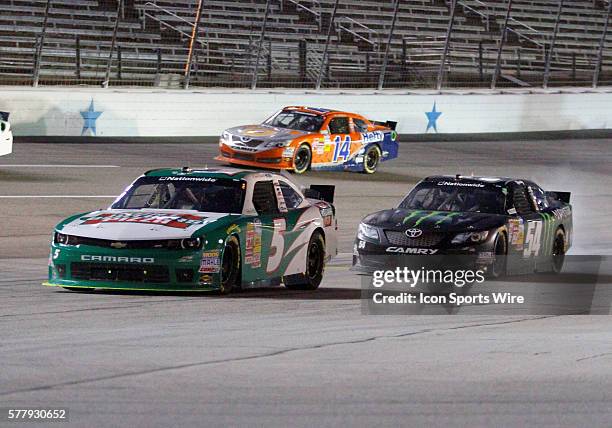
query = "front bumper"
(352, 238, 497, 274)
(46, 243, 222, 292)
(216, 143, 294, 170)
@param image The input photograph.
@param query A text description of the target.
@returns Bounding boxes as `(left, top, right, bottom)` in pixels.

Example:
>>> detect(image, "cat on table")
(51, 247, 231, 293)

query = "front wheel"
(285, 231, 325, 290)
(551, 228, 566, 274)
(488, 232, 507, 278)
(220, 236, 241, 294)
(362, 145, 381, 174)
(293, 143, 311, 174)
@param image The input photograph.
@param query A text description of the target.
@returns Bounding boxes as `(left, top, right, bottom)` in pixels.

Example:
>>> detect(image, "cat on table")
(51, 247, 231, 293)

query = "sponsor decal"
(199, 250, 221, 273)
(477, 251, 495, 261)
(313, 139, 325, 155)
(245, 219, 262, 267)
(552, 206, 571, 220)
(273, 180, 288, 213)
(386, 247, 438, 254)
(239, 125, 277, 138)
(437, 181, 485, 188)
(199, 274, 213, 285)
(358, 240, 366, 249)
(405, 228, 423, 238)
(110, 242, 128, 249)
(226, 224, 241, 235)
(81, 212, 208, 229)
(361, 131, 384, 144)
(159, 176, 217, 182)
(282, 147, 295, 157)
(81, 255, 154, 263)
(178, 255, 196, 263)
(508, 218, 525, 250)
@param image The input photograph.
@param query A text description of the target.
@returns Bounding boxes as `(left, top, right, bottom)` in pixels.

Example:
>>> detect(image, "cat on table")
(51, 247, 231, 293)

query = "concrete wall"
(0, 87, 610, 137)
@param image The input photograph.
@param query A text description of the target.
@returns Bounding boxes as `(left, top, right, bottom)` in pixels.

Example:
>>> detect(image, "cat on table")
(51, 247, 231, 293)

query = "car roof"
(144, 167, 277, 181)
(423, 175, 526, 187)
(283, 106, 361, 117)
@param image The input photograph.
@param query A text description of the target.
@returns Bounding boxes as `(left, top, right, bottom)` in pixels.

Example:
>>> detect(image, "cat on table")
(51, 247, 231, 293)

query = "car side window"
(511, 184, 535, 215)
(328, 117, 350, 134)
(252, 181, 279, 215)
(279, 181, 303, 210)
(353, 118, 369, 133)
(529, 185, 549, 210)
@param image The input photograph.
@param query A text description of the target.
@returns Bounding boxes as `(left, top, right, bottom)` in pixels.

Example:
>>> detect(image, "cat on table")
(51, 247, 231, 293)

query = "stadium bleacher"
(0, 0, 609, 88)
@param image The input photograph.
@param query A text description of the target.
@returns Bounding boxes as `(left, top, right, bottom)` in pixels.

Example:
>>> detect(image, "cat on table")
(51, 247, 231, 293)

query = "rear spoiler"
(546, 191, 571, 204)
(372, 120, 397, 131)
(304, 185, 335, 204)
(0, 111, 9, 121)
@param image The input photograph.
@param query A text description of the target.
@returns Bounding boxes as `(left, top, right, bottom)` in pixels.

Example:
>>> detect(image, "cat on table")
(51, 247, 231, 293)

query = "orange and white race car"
(216, 106, 399, 174)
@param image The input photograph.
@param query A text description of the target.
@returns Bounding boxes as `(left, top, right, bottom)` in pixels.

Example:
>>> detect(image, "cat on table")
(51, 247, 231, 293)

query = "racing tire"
(551, 228, 566, 274)
(362, 145, 381, 174)
(293, 143, 312, 174)
(285, 231, 325, 290)
(220, 236, 241, 295)
(488, 232, 507, 279)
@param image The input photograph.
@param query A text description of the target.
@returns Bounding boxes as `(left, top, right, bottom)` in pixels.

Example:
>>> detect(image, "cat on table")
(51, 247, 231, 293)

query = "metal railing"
(2, 0, 609, 90)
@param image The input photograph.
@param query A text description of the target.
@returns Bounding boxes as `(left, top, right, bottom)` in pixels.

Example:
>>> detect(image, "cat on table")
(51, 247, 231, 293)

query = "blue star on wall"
(425, 102, 442, 133)
(80, 99, 102, 136)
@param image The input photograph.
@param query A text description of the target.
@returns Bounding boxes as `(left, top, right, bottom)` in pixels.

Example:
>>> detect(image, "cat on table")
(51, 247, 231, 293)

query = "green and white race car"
(45, 167, 338, 294)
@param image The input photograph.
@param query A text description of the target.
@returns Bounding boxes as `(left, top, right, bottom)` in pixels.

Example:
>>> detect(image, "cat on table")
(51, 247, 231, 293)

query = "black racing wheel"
(362, 145, 381, 174)
(293, 143, 312, 174)
(220, 236, 241, 294)
(489, 232, 507, 278)
(551, 228, 566, 274)
(285, 231, 325, 290)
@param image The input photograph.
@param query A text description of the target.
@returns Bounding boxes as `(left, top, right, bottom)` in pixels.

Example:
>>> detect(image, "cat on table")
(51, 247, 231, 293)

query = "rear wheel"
(293, 143, 311, 174)
(488, 232, 507, 278)
(285, 231, 325, 290)
(220, 236, 241, 294)
(551, 228, 566, 274)
(362, 145, 381, 174)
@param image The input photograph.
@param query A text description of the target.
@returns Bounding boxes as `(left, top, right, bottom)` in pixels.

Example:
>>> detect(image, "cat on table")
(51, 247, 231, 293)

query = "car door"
(326, 115, 359, 165)
(507, 181, 543, 273)
(246, 179, 284, 283)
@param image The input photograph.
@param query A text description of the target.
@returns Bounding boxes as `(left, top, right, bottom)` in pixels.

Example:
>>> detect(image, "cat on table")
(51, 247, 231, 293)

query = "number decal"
(267, 218, 286, 273)
(332, 136, 351, 163)
(523, 221, 543, 258)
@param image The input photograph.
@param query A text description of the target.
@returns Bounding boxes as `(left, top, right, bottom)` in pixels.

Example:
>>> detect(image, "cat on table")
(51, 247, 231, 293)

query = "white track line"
(0, 164, 120, 168)
(0, 195, 116, 198)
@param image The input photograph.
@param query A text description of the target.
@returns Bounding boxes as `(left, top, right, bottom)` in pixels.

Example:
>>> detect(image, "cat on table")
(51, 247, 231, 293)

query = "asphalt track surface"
(1, 139, 612, 427)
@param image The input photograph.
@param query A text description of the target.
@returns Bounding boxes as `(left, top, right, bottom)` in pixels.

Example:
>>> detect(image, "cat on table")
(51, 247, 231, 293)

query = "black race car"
(353, 175, 573, 276)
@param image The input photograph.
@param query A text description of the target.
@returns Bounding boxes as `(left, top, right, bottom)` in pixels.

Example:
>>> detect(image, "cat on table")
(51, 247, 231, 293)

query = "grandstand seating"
(0, 0, 609, 88)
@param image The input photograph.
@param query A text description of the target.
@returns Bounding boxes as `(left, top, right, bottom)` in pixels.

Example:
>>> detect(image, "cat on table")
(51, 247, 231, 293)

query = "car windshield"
(263, 110, 324, 132)
(399, 181, 506, 215)
(111, 176, 245, 214)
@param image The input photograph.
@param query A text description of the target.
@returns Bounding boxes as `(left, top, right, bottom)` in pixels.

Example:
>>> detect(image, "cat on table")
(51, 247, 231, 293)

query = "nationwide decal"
(80, 212, 208, 229)
(245, 219, 262, 267)
(159, 176, 217, 182)
(81, 255, 154, 263)
(386, 247, 438, 254)
(199, 250, 221, 273)
(437, 181, 485, 188)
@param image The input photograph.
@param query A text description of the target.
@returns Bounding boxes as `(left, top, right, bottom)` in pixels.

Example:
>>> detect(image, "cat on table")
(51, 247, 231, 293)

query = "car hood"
(363, 208, 507, 233)
(225, 124, 310, 143)
(58, 209, 236, 240)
